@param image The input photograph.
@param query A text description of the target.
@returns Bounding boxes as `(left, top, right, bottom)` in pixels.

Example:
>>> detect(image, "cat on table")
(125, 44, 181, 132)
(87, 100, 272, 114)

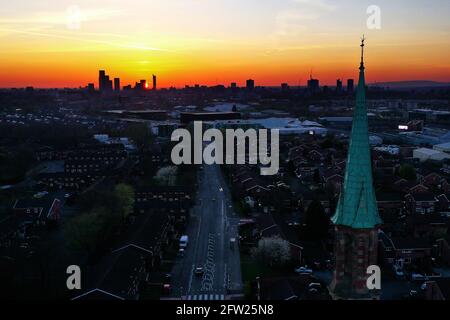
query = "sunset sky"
(0, 0, 449, 88)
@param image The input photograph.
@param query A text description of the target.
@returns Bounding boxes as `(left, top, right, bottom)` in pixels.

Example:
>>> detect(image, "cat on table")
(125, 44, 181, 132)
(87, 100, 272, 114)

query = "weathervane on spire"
(360, 35, 365, 70)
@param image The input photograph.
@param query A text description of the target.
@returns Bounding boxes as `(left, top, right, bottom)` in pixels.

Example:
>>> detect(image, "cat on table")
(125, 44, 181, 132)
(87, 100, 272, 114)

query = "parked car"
(411, 273, 427, 281)
(179, 235, 189, 249)
(308, 283, 322, 290)
(163, 273, 172, 283)
(393, 265, 405, 279)
(230, 238, 236, 250)
(33, 191, 48, 198)
(313, 261, 322, 270)
(19, 243, 29, 249)
(295, 266, 313, 275)
(194, 267, 204, 276)
(162, 284, 172, 295)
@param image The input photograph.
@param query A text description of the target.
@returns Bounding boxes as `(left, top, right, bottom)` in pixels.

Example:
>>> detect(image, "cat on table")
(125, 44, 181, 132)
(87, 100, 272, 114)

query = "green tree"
(313, 168, 321, 183)
(304, 199, 329, 240)
(155, 166, 178, 186)
(124, 123, 152, 149)
(287, 160, 295, 174)
(66, 184, 135, 255)
(65, 208, 105, 254)
(114, 184, 135, 220)
(235, 199, 251, 216)
(0, 145, 34, 184)
(398, 164, 416, 181)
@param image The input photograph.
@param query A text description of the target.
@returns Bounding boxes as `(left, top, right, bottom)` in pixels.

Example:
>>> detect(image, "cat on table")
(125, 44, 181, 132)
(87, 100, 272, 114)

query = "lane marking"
(187, 264, 194, 293)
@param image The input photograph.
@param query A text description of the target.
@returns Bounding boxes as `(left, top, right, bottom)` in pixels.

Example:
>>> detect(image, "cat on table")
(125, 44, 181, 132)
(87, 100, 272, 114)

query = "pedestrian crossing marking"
(185, 294, 225, 300)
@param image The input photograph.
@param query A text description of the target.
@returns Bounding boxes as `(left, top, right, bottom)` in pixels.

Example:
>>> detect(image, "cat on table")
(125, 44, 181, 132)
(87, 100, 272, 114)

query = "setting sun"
(0, 0, 449, 88)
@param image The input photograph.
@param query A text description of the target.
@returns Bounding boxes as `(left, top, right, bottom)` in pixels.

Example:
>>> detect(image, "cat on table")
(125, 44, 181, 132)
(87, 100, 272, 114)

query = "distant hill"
(369, 80, 450, 88)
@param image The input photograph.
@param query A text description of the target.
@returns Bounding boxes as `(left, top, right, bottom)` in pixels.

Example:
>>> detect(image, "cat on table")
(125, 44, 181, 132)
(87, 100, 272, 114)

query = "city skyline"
(0, 0, 449, 88)
(1, 20, 450, 304)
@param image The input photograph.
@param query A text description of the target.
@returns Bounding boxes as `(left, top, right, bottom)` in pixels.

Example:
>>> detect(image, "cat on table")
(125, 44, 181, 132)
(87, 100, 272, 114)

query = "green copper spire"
(332, 37, 382, 229)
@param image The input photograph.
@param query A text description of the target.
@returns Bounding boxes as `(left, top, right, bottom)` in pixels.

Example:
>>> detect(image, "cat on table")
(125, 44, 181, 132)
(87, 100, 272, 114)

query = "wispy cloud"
(274, 11, 319, 36)
(292, 0, 336, 12)
(0, 8, 122, 26)
(0, 27, 166, 52)
(271, 0, 337, 46)
(0, 7, 169, 52)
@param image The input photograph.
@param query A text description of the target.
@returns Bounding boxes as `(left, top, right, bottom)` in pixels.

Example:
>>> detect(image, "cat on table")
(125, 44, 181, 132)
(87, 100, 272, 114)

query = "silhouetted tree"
(304, 199, 329, 240)
(398, 164, 416, 181)
(287, 160, 295, 174)
(123, 123, 153, 150)
(313, 168, 321, 183)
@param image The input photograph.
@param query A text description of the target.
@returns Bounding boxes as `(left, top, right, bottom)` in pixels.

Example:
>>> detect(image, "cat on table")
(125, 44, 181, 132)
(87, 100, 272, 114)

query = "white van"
(179, 235, 189, 248)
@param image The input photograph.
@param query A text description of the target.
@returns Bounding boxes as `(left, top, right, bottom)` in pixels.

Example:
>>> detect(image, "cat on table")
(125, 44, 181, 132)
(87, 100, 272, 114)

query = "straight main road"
(170, 163, 242, 300)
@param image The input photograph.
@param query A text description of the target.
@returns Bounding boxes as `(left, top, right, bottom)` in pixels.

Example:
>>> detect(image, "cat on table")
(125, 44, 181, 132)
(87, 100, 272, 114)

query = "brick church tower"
(329, 37, 382, 300)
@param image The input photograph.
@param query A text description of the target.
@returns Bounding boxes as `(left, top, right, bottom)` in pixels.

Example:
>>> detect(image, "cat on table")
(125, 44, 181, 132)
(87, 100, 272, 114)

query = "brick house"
(13, 197, 61, 226)
(379, 232, 432, 267)
(405, 192, 437, 215)
(424, 279, 450, 300)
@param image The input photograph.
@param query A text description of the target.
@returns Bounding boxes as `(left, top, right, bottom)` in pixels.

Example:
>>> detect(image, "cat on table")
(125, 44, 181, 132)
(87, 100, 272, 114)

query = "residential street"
(170, 163, 243, 300)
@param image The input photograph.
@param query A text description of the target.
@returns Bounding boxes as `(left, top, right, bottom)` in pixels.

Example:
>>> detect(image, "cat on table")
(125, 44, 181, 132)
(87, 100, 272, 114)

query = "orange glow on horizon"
(0, 1, 449, 88)
(1, 38, 449, 88)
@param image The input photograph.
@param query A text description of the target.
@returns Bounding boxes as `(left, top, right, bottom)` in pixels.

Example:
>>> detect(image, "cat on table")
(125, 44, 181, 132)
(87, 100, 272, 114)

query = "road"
(170, 163, 243, 300)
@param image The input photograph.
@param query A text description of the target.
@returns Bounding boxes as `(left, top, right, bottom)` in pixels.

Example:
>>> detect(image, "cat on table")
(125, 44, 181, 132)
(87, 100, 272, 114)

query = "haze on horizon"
(0, 0, 449, 88)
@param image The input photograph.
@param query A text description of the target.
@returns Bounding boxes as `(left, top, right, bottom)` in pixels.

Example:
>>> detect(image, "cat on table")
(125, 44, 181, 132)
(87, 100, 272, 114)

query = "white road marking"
(187, 264, 194, 292)
(187, 294, 225, 301)
(224, 263, 228, 289)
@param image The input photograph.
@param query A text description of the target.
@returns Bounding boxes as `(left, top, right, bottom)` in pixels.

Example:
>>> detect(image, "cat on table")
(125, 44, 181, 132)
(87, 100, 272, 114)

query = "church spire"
(329, 38, 382, 300)
(331, 38, 382, 229)
(360, 35, 365, 70)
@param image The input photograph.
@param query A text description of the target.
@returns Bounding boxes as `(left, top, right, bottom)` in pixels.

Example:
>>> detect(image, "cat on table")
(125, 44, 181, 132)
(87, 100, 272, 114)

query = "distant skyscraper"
(336, 79, 343, 92)
(105, 76, 113, 91)
(330, 38, 382, 300)
(246, 79, 255, 91)
(114, 78, 120, 92)
(307, 77, 319, 93)
(87, 83, 95, 94)
(140, 79, 147, 90)
(152, 74, 157, 90)
(347, 79, 354, 94)
(99, 70, 113, 92)
(230, 82, 237, 89)
(99, 70, 106, 91)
